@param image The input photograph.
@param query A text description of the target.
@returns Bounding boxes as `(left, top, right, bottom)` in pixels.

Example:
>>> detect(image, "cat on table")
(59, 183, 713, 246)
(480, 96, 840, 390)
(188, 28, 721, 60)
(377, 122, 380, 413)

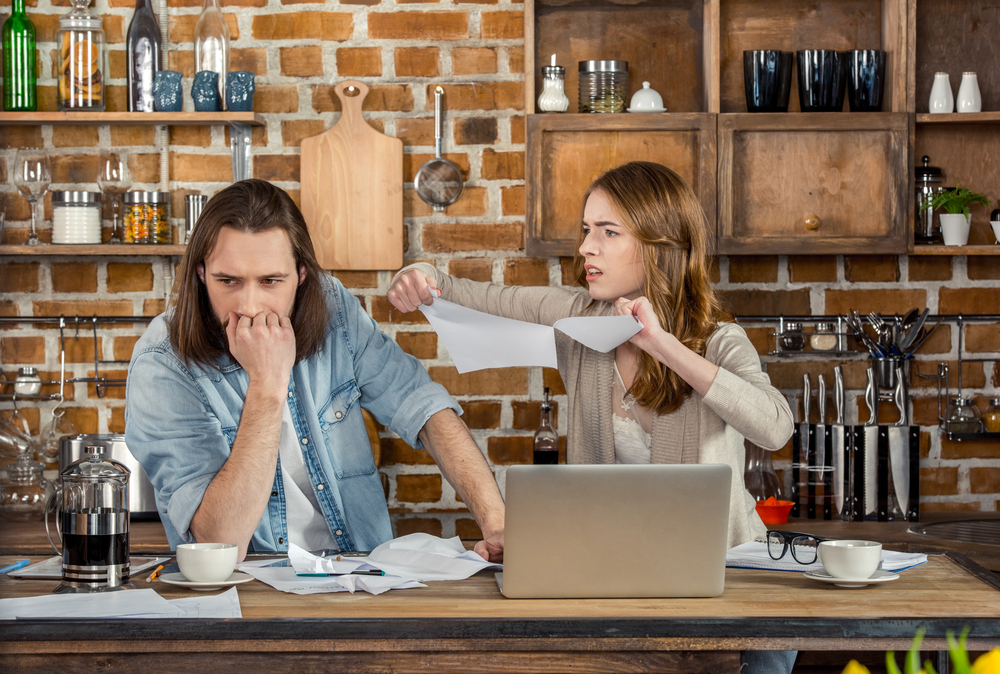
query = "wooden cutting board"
(300, 80, 403, 271)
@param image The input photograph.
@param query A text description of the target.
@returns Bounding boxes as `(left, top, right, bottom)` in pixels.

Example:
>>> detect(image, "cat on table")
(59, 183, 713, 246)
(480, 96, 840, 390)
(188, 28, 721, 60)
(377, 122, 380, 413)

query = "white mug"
(817, 540, 881, 580)
(176, 543, 238, 583)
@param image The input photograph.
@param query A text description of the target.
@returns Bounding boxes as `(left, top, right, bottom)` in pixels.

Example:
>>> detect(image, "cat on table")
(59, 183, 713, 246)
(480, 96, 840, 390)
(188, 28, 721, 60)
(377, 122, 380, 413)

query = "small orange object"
(755, 497, 795, 525)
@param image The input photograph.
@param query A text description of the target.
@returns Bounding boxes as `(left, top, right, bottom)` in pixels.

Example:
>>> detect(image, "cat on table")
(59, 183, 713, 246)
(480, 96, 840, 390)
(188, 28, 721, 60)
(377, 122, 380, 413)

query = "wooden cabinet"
(524, 0, 1000, 256)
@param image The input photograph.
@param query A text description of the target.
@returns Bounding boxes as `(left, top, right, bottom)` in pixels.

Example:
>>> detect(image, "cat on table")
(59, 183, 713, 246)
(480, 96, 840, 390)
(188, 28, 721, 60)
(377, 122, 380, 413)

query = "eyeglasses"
(766, 530, 830, 565)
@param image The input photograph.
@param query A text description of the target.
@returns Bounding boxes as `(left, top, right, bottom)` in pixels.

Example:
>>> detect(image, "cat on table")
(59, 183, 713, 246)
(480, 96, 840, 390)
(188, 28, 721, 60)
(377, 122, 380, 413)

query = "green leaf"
(947, 627, 972, 673)
(923, 658, 938, 674)
(905, 628, 926, 674)
(886, 651, 903, 674)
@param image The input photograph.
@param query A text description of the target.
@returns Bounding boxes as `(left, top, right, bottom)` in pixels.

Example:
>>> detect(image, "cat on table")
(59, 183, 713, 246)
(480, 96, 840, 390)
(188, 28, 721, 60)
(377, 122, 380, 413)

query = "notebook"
(498, 463, 732, 599)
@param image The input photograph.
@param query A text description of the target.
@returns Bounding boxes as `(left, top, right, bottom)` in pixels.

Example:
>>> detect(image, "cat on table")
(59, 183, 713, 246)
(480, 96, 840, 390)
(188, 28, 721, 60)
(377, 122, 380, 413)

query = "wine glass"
(14, 148, 51, 246)
(97, 150, 131, 244)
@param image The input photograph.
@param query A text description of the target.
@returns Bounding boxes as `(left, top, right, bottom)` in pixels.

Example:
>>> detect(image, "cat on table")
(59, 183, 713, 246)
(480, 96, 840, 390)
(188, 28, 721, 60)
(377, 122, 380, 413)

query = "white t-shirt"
(279, 402, 338, 551)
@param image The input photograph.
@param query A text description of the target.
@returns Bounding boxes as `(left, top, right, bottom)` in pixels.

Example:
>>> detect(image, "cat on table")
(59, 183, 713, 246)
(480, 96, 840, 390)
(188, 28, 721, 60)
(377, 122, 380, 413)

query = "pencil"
(145, 565, 164, 583)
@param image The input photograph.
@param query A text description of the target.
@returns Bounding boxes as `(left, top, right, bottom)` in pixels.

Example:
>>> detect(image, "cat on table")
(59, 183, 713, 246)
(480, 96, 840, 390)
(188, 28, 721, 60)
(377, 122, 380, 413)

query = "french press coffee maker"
(45, 445, 131, 593)
(915, 155, 944, 244)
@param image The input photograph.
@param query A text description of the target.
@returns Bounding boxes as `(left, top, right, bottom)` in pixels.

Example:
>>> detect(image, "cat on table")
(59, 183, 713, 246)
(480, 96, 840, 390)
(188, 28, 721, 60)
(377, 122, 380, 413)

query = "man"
(125, 179, 504, 563)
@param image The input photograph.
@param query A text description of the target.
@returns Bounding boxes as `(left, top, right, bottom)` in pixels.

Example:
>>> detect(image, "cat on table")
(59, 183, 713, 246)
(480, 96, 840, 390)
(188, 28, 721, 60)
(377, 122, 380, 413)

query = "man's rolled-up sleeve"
(125, 348, 232, 546)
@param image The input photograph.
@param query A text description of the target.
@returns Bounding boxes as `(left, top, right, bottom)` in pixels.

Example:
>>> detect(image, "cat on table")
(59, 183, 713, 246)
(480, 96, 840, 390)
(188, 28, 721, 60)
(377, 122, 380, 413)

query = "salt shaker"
(537, 54, 569, 113)
(14, 367, 42, 395)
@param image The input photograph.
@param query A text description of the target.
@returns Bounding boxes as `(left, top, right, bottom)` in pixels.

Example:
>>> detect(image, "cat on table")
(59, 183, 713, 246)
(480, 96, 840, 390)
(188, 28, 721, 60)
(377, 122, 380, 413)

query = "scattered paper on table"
(726, 542, 927, 573)
(238, 564, 423, 596)
(168, 586, 242, 618)
(0, 588, 185, 620)
(419, 298, 642, 373)
(364, 533, 502, 581)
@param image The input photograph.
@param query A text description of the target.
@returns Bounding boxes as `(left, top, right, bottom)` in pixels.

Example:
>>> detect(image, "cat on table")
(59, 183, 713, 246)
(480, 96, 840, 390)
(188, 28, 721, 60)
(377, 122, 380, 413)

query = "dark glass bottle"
(533, 388, 559, 464)
(126, 0, 162, 112)
(2, 0, 37, 111)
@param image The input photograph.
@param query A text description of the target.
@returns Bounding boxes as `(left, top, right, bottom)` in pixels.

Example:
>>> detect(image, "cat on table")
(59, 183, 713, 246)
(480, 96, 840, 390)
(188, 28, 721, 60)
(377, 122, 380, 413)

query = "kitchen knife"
(889, 364, 910, 517)
(802, 374, 813, 518)
(864, 367, 878, 517)
(819, 374, 834, 519)
(899, 308, 929, 351)
(832, 366, 846, 518)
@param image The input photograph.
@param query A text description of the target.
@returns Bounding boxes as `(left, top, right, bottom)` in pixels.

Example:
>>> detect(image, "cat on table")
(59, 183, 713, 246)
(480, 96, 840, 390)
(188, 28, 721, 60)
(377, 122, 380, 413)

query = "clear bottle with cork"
(533, 388, 558, 464)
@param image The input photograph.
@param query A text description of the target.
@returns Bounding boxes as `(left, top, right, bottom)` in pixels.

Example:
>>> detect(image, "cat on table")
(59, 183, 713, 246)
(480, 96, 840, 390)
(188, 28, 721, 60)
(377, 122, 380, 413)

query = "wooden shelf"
(0, 112, 264, 126)
(916, 112, 1000, 124)
(911, 245, 1000, 255)
(0, 244, 186, 256)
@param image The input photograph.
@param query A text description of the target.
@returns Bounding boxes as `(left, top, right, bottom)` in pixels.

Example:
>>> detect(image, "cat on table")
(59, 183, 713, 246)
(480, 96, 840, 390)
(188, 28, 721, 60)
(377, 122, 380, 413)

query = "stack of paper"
(725, 542, 927, 573)
(0, 587, 242, 619)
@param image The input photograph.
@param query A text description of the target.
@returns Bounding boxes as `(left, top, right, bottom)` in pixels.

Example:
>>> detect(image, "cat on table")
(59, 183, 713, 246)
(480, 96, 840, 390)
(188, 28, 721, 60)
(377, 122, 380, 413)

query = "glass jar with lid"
(52, 191, 102, 244)
(56, 0, 107, 111)
(14, 367, 42, 395)
(579, 60, 628, 113)
(537, 55, 569, 113)
(779, 322, 805, 351)
(983, 398, 1000, 433)
(810, 322, 838, 351)
(0, 451, 47, 521)
(123, 191, 171, 244)
(945, 397, 982, 434)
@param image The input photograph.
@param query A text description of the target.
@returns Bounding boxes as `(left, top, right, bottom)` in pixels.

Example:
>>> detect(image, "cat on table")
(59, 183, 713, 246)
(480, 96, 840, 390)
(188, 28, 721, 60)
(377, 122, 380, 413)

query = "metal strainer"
(415, 86, 463, 212)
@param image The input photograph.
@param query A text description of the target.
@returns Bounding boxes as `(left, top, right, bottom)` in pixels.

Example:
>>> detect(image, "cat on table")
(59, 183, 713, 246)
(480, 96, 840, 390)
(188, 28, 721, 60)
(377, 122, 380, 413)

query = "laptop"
(499, 463, 732, 599)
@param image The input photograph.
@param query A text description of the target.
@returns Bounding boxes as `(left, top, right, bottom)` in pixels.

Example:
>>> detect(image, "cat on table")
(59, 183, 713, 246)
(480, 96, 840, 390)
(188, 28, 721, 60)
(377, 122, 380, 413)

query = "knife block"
(845, 425, 920, 522)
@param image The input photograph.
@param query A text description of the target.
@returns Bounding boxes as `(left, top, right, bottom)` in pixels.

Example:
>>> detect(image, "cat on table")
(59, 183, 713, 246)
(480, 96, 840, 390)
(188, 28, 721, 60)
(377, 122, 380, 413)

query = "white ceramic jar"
(928, 72, 954, 114)
(956, 72, 982, 113)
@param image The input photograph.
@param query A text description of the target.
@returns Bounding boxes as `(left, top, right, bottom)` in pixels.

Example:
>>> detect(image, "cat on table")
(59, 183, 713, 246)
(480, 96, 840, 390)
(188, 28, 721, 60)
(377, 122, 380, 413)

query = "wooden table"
(2, 552, 999, 674)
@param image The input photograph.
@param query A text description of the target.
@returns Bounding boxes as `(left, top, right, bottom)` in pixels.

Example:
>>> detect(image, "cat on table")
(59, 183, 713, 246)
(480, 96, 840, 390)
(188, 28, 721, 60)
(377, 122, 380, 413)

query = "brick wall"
(2, 0, 998, 538)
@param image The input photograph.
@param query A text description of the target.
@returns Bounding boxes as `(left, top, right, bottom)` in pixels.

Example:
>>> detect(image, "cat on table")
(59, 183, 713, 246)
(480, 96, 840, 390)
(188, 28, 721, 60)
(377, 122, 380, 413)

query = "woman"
(389, 162, 796, 672)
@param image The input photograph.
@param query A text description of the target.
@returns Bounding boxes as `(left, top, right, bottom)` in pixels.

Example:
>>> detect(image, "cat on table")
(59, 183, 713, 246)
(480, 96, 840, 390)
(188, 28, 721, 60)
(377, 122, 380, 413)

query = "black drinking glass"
(743, 50, 793, 112)
(846, 49, 886, 112)
(797, 50, 847, 112)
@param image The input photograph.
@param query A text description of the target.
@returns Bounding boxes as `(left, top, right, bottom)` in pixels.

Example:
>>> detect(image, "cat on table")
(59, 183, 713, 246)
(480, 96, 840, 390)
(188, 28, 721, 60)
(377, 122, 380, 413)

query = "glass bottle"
(0, 451, 47, 521)
(14, 367, 42, 395)
(537, 54, 568, 113)
(126, 0, 162, 113)
(194, 0, 230, 109)
(2, 0, 37, 111)
(983, 398, 1000, 434)
(779, 322, 805, 351)
(533, 387, 558, 464)
(744, 443, 782, 501)
(55, 0, 106, 111)
(945, 397, 981, 434)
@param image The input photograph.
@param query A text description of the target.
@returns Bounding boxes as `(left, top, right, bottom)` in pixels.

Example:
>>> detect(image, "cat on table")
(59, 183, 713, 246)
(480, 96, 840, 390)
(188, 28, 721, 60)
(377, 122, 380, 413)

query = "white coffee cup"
(816, 540, 881, 580)
(990, 220, 1000, 244)
(176, 543, 238, 583)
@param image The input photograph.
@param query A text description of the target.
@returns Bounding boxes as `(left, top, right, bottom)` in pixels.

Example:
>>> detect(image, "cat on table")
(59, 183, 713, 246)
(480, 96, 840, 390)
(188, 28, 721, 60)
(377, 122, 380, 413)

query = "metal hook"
(92, 315, 103, 399)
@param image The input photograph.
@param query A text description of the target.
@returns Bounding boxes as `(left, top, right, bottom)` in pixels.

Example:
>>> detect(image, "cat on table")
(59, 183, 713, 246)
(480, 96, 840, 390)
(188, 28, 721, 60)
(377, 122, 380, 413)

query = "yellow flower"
(842, 660, 871, 674)
(973, 648, 1000, 674)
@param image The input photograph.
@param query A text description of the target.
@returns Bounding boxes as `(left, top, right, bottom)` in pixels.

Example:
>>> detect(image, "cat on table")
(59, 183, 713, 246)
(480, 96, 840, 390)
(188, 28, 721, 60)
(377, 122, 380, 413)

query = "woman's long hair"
(169, 179, 331, 369)
(578, 162, 730, 414)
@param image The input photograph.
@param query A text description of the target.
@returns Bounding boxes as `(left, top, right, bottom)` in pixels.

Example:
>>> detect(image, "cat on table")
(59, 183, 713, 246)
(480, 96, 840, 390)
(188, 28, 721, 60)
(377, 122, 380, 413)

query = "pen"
(296, 569, 385, 577)
(145, 565, 164, 583)
(0, 559, 30, 575)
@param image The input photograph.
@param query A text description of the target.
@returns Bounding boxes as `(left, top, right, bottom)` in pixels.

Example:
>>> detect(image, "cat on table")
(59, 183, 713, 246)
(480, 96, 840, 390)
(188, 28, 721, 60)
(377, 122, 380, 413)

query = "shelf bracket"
(229, 122, 253, 182)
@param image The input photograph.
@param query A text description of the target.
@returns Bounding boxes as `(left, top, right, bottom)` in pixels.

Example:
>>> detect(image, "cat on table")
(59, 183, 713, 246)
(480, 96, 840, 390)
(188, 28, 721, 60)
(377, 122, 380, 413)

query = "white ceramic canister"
(52, 191, 102, 244)
(928, 72, 954, 114)
(956, 72, 982, 113)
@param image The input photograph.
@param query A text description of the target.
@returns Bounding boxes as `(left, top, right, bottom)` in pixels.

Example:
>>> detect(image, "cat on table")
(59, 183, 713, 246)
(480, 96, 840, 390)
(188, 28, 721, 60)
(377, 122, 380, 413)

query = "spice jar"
(52, 191, 102, 244)
(945, 397, 982, 434)
(810, 322, 838, 351)
(14, 367, 42, 395)
(123, 191, 170, 244)
(779, 322, 805, 351)
(537, 54, 569, 113)
(55, 0, 107, 111)
(579, 60, 628, 113)
(984, 398, 1000, 433)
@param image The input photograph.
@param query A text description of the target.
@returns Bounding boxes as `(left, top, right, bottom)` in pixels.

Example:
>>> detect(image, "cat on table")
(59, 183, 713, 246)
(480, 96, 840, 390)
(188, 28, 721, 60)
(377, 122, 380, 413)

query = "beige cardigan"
(404, 264, 795, 548)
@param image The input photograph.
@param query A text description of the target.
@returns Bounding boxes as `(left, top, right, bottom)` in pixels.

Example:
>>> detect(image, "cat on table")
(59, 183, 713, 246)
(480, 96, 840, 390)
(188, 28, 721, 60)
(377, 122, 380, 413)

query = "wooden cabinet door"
(718, 113, 910, 255)
(526, 113, 717, 257)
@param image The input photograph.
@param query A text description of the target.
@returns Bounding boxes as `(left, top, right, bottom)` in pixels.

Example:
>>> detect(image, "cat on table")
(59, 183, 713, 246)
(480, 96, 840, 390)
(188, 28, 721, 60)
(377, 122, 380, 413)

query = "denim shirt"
(124, 275, 461, 552)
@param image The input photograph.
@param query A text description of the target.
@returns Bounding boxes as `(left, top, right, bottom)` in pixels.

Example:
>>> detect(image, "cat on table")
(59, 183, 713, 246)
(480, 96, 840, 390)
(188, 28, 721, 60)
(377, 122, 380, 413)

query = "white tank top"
(612, 362, 652, 464)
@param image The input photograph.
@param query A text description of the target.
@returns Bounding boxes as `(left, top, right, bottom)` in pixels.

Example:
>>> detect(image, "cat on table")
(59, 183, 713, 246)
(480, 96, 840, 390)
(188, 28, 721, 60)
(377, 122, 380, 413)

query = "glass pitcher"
(744, 442, 783, 501)
(45, 445, 131, 592)
(0, 449, 47, 521)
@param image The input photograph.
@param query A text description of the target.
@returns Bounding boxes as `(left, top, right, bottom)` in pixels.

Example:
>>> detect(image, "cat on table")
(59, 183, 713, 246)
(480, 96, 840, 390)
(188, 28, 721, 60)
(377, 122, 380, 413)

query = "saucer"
(627, 107, 667, 113)
(803, 568, 899, 588)
(159, 571, 254, 591)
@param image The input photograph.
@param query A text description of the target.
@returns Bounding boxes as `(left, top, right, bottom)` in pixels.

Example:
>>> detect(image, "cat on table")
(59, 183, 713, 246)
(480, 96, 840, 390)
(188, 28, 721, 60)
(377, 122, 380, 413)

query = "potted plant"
(921, 184, 991, 246)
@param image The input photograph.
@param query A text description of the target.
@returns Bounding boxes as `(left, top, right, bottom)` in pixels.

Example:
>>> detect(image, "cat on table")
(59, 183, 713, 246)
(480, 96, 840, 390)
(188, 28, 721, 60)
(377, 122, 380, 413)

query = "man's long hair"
(575, 162, 730, 415)
(169, 179, 331, 368)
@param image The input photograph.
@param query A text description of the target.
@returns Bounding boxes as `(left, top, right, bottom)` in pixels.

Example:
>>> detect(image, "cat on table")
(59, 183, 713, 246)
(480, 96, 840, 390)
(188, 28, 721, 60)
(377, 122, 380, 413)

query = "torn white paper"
(0, 588, 185, 620)
(419, 298, 642, 373)
(364, 533, 502, 581)
(238, 564, 423, 596)
(169, 586, 242, 618)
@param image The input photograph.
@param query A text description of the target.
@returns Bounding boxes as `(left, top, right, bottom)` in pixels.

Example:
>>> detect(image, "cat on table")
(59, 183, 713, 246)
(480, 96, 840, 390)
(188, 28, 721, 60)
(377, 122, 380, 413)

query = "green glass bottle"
(2, 0, 37, 111)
